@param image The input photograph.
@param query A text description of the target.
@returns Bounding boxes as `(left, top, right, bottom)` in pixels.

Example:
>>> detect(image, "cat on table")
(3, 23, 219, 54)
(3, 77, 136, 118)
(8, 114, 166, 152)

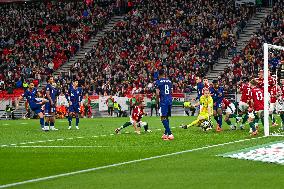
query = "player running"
(44, 76, 58, 131)
(115, 101, 150, 134)
(180, 87, 213, 131)
(248, 79, 264, 136)
(238, 77, 251, 129)
(222, 98, 237, 130)
(156, 69, 174, 140)
(66, 80, 83, 130)
(210, 80, 224, 131)
(17, 83, 46, 131)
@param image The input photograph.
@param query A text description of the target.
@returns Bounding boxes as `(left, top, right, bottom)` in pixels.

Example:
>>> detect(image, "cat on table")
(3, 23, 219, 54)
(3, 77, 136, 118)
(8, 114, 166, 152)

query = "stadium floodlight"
(263, 43, 284, 136)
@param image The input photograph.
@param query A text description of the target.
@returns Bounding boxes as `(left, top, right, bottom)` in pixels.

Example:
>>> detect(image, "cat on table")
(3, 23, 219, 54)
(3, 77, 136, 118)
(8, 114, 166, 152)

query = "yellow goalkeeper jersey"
(199, 95, 213, 114)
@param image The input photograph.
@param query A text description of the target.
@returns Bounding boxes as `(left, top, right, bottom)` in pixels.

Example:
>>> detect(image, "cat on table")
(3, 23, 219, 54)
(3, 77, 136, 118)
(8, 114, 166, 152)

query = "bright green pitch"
(0, 116, 283, 189)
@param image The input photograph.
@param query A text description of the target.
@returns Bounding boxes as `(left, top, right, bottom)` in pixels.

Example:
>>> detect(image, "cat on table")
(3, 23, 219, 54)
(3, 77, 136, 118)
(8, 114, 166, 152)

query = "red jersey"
(202, 84, 210, 95)
(240, 83, 251, 103)
(257, 78, 264, 90)
(268, 76, 276, 90)
(269, 85, 277, 103)
(281, 85, 284, 98)
(131, 106, 144, 122)
(250, 87, 264, 111)
(222, 98, 231, 109)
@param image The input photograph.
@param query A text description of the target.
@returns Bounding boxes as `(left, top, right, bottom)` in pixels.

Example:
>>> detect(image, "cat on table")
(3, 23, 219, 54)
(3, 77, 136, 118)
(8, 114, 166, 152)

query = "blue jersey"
(196, 82, 204, 100)
(67, 86, 83, 105)
(22, 88, 40, 105)
(155, 78, 172, 105)
(210, 86, 224, 105)
(45, 84, 57, 102)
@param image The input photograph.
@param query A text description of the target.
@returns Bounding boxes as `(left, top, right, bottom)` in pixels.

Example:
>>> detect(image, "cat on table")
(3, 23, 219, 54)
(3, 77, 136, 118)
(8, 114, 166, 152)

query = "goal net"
(263, 43, 284, 136)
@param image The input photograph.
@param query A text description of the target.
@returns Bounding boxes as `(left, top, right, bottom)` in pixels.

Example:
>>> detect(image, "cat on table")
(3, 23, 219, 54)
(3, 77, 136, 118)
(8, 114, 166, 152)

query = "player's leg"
(115, 120, 133, 134)
(269, 103, 277, 126)
(68, 105, 74, 129)
(151, 105, 153, 116)
(185, 109, 190, 116)
(190, 106, 196, 116)
(36, 110, 45, 131)
(75, 106, 80, 129)
(216, 105, 223, 131)
(160, 104, 173, 140)
(248, 112, 257, 135)
(280, 111, 284, 130)
(50, 108, 58, 131)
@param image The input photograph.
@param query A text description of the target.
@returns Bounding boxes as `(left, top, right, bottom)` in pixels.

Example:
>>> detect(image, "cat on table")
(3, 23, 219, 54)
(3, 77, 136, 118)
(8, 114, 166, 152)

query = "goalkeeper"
(181, 88, 213, 129)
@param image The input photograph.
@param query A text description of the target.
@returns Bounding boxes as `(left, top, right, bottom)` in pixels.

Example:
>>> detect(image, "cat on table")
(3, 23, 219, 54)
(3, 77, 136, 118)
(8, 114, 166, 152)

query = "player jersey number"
(256, 91, 263, 101)
(165, 85, 170, 95)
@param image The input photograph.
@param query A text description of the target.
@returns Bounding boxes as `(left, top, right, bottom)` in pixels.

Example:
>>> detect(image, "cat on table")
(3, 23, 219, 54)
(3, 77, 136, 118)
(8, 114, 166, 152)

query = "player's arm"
(207, 97, 213, 116)
(65, 89, 72, 106)
(16, 94, 25, 109)
(46, 87, 54, 106)
(155, 88, 160, 106)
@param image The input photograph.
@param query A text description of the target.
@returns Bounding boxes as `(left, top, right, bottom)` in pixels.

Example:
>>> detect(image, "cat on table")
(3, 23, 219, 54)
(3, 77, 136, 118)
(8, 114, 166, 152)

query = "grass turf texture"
(0, 116, 283, 189)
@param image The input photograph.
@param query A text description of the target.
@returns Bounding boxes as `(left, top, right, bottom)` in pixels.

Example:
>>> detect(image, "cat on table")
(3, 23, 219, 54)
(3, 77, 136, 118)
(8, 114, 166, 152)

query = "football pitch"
(0, 116, 283, 189)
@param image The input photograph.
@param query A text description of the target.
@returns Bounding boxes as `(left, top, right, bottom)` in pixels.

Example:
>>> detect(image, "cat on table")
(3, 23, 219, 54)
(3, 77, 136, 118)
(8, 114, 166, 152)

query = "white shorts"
(226, 103, 236, 114)
(276, 100, 284, 112)
(269, 103, 276, 112)
(239, 101, 249, 112)
(248, 110, 264, 119)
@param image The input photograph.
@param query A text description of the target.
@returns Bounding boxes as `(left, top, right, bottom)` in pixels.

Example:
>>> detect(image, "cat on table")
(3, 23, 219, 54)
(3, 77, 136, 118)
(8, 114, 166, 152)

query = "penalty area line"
(3, 146, 109, 148)
(0, 136, 267, 188)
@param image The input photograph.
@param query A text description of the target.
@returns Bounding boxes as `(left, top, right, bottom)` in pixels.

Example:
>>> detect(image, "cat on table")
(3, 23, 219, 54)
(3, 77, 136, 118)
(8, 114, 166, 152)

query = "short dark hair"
(46, 75, 53, 82)
(158, 69, 165, 76)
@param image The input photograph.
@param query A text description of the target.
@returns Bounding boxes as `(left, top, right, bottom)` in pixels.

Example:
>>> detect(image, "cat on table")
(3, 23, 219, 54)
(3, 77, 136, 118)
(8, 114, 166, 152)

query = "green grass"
(0, 116, 283, 189)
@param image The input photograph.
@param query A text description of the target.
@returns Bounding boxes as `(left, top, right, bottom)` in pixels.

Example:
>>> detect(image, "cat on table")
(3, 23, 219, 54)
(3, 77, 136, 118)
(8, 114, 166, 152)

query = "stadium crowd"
(217, 0, 284, 85)
(0, 0, 117, 91)
(38, 0, 254, 96)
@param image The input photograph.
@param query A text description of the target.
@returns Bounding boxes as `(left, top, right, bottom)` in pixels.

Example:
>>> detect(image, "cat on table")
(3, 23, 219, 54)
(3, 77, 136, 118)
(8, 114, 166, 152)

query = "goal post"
(263, 43, 284, 136)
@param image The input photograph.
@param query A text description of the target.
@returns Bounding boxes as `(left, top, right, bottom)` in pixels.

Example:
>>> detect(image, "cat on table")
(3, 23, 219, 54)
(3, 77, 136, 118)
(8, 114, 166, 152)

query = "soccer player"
(181, 87, 213, 130)
(277, 78, 284, 129)
(196, 76, 204, 101)
(44, 76, 58, 131)
(248, 79, 264, 136)
(210, 80, 224, 131)
(222, 98, 236, 130)
(238, 77, 251, 129)
(269, 84, 278, 126)
(155, 69, 174, 140)
(66, 80, 83, 130)
(17, 83, 46, 131)
(115, 101, 150, 134)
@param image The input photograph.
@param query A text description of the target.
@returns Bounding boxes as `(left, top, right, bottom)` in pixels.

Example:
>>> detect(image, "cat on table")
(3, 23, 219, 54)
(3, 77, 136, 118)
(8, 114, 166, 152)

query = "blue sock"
(249, 122, 256, 132)
(68, 116, 72, 126)
(76, 117, 79, 126)
(162, 119, 171, 135)
(218, 115, 223, 128)
(50, 122, 54, 127)
(40, 118, 44, 128)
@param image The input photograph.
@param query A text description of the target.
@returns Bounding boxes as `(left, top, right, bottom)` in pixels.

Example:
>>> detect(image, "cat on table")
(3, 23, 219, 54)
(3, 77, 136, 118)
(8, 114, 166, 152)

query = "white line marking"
(92, 136, 98, 138)
(101, 135, 106, 137)
(19, 143, 26, 145)
(20, 123, 28, 125)
(110, 134, 114, 136)
(156, 129, 162, 131)
(6, 146, 109, 148)
(10, 144, 16, 146)
(0, 136, 267, 188)
(172, 127, 176, 129)
(37, 141, 45, 143)
(67, 138, 74, 140)
(3, 124, 9, 126)
(1, 145, 7, 147)
(27, 142, 35, 144)
(76, 137, 84, 139)
(57, 139, 64, 141)
(47, 140, 55, 142)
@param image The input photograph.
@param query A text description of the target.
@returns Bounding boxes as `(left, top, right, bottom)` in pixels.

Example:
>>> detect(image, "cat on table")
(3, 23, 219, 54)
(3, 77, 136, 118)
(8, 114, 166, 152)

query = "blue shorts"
(214, 103, 222, 110)
(30, 103, 43, 114)
(69, 104, 80, 113)
(45, 102, 55, 116)
(159, 103, 172, 117)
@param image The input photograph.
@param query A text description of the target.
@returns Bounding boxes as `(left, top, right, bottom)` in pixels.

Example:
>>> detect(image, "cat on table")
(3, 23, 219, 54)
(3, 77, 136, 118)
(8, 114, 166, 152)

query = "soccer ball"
(201, 120, 211, 131)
